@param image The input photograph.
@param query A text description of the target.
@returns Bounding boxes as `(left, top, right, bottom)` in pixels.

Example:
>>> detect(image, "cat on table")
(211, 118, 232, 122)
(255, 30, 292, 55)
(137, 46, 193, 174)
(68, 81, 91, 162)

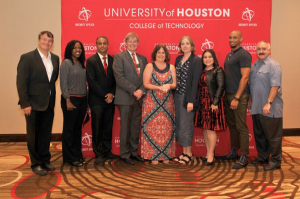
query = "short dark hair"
(151, 44, 171, 62)
(201, 49, 219, 70)
(38, 31, 54, 40)
(96, 36, 109, 45)
(64, 40, 86, 68)
(178, 36, 196, 53)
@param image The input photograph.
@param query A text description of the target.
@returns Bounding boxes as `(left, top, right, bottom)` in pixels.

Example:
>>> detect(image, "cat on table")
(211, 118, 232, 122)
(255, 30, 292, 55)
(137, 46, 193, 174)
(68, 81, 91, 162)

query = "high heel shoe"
(205, 157, 215, 166)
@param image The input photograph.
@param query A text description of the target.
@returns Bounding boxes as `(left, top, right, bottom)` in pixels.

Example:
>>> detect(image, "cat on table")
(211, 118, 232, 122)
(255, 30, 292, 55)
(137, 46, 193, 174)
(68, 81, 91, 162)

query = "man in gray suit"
(113, 32, 148, 165)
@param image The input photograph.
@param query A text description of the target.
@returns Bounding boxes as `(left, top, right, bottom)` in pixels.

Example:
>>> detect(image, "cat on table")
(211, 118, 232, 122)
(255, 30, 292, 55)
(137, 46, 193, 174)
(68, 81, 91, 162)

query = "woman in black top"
(173, 36, 202, 164)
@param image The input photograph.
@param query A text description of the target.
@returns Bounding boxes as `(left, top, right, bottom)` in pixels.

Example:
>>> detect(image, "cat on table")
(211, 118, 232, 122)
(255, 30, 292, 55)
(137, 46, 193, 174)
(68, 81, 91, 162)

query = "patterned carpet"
(1, 137, 300, 198)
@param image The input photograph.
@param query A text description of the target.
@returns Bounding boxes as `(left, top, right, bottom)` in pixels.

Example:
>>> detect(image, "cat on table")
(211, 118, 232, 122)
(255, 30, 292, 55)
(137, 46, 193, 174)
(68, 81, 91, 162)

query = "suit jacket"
(17, 49, 59, 111)
(113, 50, 148, 106)
(86, 53, 116, 106)
(175, 53, 202, 112)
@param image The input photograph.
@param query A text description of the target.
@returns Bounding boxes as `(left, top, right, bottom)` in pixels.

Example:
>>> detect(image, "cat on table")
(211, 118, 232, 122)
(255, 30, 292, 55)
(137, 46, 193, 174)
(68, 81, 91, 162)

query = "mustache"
(259, 53, 265, 55)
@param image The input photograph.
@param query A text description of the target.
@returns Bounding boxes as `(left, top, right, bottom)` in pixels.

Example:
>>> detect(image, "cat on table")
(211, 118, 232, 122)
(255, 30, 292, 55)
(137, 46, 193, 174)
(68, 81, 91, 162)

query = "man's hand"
(230, 99, 239, 110)
(105, 93, 114, 104)
(263, 103, 271, 115)
(187, 103, 193, 113)
(23, 106, 32, 116)
(133, 89, 143, 100)
(66, 99, 76, 111)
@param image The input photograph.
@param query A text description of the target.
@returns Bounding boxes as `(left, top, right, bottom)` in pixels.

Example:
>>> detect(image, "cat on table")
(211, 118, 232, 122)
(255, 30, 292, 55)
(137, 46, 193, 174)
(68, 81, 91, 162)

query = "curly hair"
(151, 44, 171, 62)
(64, 40, 86, 68)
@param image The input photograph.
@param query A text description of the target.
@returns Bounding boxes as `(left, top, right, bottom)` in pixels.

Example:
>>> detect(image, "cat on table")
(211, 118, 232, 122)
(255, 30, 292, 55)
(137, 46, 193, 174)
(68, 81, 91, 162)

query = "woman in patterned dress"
(173, 36, 202, 164)
(194, 49, 226, 166)
(140, 44, 177, 164)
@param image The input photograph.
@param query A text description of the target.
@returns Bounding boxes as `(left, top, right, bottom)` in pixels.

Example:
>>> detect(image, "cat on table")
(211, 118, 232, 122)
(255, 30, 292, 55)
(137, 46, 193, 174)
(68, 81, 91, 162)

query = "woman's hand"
(160, 84, 170, 93)
(211, 104, 218, 112)
(66, 99, 76, 111)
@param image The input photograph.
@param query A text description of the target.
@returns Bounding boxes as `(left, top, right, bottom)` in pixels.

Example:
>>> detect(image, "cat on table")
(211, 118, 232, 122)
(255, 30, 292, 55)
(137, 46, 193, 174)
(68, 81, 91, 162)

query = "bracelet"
(267, 100, 272, 104)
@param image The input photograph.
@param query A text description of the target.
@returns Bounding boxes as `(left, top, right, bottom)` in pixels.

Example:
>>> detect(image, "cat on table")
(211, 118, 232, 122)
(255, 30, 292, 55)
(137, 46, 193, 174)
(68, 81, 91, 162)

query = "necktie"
(103, 56, 108, 76)
(131, 53, 140, 76)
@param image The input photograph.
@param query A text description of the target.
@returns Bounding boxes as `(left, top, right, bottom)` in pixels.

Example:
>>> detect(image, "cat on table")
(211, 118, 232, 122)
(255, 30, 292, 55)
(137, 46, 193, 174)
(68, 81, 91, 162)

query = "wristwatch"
(267, 100, 272, 104)
(234, 96, 239, 101)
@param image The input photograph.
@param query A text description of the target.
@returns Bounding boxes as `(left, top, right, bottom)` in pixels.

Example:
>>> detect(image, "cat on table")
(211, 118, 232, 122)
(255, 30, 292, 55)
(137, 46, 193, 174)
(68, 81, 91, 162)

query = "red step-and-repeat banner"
(61, 0, 272, 157)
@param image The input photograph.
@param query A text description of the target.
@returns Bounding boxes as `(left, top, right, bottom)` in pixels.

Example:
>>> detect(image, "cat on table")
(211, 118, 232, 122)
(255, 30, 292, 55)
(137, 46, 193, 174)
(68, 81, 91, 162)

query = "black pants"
(25, 105, 54, 168)
(118, 100, 142, 159)
(90, 104, 115, 158)
(252, 114, 283, 165)
(61, 96, 87, 163)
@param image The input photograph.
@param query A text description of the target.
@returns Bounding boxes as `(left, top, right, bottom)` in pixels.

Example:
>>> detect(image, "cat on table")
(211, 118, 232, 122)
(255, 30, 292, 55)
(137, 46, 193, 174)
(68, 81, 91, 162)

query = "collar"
(231, 46, 243, 53)
(37, 48, 51, 59)
(97, 52, 108, 60)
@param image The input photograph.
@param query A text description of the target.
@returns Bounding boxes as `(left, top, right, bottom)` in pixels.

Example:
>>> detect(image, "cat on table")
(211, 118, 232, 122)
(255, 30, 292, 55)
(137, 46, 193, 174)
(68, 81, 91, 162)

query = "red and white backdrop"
(61, 0, 272, 158)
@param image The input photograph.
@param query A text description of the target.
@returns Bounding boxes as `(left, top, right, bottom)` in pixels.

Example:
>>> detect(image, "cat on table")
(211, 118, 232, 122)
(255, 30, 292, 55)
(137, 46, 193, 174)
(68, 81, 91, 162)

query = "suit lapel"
(34, 49, 49, 82)
(125, 50, 139, 77)
(50, 53, 58, 83)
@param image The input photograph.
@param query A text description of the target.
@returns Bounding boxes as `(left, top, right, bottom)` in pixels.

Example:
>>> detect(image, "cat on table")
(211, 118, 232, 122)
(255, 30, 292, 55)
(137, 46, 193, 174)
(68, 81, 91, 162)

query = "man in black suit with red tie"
(17, 31, 59, 176)
(86, 36, 120, 166)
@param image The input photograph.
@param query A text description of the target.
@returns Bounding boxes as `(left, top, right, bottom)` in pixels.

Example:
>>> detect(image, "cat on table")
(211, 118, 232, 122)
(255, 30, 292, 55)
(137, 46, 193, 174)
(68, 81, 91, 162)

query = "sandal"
(173, 153, 186, 162)
(151, 160, 159, 165)
(179, 154, 193, 164)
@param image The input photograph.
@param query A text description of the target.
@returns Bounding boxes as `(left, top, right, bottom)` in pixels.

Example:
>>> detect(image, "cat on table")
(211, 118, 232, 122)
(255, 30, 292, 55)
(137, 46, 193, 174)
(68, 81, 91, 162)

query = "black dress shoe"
(42, 163, 55, 171)
(104, 153, 120, 160)
(264, 164, 281, 171)
(95, 157, 105, 166)
(122, 158, 135, 165)
(131, 155, 145, 162)
(70, 161, 83, 167)
(251, 159, 269, 165)
(32, 166, 47, 176)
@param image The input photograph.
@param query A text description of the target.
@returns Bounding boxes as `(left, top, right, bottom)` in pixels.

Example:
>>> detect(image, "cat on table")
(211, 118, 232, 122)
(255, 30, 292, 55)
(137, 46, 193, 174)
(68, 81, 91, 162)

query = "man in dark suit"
(113, 32, 148, 165)
(16, 31, 59, 176)
(86, 36, 120, 166)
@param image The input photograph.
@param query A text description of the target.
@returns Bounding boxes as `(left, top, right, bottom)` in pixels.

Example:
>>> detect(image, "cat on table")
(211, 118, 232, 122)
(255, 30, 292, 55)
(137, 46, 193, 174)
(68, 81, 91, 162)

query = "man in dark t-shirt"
(224, 30, 252, 169)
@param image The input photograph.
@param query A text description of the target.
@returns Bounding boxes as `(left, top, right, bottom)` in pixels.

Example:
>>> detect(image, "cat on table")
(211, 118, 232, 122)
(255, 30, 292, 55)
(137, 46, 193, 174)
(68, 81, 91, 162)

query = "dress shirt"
(37, 48, 53, 81)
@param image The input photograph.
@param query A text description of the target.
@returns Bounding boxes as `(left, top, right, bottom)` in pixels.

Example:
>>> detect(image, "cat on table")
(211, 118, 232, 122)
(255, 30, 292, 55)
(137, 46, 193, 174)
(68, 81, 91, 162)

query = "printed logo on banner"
(82, 132, 92, 146)
(242, 43, 257, 55)
(242, 8, 255, 22)
(154, 43, 179, 54)
(201, 39, 214, 51)
(249, 133, 252, 141)
(115, 136, 120, 148)
(239, 8, 257, 27)
(83, 43, 97, 55)
(194, 135, 219, 147)
(75, 7, 94, 27)
(79, 7, 92, 21)
(119, 40, 126, 52)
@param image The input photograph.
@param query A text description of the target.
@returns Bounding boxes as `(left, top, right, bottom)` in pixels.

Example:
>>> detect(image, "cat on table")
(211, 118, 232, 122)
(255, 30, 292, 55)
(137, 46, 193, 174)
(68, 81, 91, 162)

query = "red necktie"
(103, 56, 108, 76)
(131, 53, 140, 76)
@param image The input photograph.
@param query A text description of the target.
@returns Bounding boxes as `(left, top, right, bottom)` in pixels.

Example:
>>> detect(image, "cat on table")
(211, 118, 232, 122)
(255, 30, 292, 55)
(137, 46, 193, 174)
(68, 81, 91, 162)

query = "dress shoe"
(70, 161, 83, 167)
(225, 149, 238, 160)
(264, 164, 281, 171)
(232, 155, 248, 169)
(122, 158, 135, 165)
(251, 158, 269, 165)
(131, 155, 145, 162)
(95, 157, 105, 166)
(32, 166, 47, 176)
(104, 153, 120, 160)
(41, 163, 55, 171)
